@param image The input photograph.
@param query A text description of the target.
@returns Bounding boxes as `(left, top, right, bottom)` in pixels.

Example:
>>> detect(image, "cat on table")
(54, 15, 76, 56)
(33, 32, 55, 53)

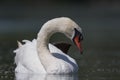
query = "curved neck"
(36, 23, 63, 72)
(37, 28, 51, 54)
(37, 24, 58, 54)
(36, 17, 76, 73)
(37, 19, 68, 54)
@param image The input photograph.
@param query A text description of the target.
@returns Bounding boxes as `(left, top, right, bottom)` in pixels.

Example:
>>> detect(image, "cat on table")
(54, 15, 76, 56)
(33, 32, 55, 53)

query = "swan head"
(60, 17, 83, 54)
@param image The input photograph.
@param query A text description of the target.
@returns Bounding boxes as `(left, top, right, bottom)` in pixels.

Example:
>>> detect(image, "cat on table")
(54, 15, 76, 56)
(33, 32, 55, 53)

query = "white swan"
(14, 17, 83, 74)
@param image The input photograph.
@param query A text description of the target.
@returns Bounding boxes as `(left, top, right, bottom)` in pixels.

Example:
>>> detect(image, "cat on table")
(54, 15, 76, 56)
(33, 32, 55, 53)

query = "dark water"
(0, 35, 120, 80)
(0, 4, 120, 80)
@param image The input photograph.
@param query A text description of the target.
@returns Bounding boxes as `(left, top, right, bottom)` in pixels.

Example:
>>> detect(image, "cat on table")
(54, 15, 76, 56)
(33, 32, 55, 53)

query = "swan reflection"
(15, 73, 78, 80)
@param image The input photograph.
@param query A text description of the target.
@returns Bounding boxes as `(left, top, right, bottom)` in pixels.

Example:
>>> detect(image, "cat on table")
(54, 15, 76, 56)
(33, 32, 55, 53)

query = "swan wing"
(49, 43, 78, 72)
(14, 39, 46, 73)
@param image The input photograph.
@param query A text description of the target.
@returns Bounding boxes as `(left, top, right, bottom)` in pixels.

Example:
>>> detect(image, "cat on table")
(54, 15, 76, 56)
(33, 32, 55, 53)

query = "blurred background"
(0, 0, 120, 79)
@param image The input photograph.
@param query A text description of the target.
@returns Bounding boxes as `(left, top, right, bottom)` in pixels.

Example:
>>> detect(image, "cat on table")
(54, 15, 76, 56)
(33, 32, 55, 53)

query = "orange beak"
(74, 35, 83, 54)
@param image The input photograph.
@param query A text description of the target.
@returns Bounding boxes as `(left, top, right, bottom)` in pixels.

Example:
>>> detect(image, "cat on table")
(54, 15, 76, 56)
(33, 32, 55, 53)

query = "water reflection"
(15, 73, 78, 80)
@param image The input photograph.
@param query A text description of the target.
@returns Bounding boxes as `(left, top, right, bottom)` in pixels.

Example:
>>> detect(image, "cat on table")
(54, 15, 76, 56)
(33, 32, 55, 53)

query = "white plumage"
(14, 39, 78, 73)
(14, 17, 83, 74)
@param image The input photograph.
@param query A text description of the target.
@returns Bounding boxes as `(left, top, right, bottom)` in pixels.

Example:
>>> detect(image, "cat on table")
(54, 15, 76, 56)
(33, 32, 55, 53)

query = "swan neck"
(36, 17, 77, 73)
(36, 24, 59, 73)
(37, 23, 64, 54)
(37, 30, 51, 54)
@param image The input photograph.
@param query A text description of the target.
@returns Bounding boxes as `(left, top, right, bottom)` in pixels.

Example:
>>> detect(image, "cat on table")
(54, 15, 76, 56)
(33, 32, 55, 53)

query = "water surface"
(0, 4, 120, 80)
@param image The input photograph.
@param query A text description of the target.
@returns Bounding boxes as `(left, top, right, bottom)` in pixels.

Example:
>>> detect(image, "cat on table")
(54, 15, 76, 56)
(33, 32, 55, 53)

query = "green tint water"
(0, 34, 120, 80)
(0, 2, 120, 79)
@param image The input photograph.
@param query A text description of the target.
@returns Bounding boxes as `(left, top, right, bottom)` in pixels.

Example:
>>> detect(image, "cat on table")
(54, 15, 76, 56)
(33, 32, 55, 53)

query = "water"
(0, 38, 120, 80)
(78, 51, 120, 80)
(0, 4, 120, 80)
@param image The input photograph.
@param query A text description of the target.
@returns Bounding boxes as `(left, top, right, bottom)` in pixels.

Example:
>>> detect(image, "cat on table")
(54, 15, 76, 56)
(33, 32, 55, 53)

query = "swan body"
(14, 39, 78, 74)
(14, 17, 83, 74)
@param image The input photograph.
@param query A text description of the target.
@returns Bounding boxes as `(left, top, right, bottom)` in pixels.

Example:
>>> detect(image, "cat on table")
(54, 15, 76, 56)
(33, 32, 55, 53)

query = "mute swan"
(14, 17, 83, 74)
